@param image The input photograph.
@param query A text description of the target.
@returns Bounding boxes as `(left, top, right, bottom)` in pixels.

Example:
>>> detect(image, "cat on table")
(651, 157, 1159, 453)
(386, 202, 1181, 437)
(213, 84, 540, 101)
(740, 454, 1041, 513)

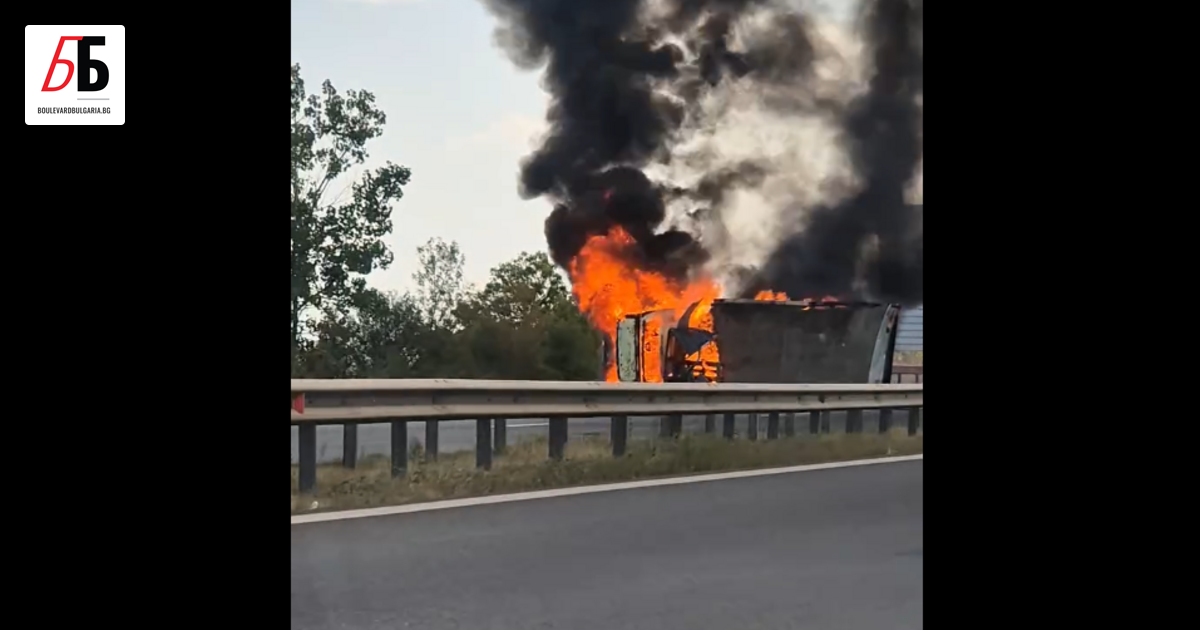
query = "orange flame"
(753, 290, 789, 301)
(569, 226, 716, 381)
(569, 226, 838, 381)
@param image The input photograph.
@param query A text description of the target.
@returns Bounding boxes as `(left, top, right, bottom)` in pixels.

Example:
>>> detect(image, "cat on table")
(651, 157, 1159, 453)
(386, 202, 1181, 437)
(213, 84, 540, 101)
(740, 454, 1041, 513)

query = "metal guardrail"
(290, 379, 924, 494)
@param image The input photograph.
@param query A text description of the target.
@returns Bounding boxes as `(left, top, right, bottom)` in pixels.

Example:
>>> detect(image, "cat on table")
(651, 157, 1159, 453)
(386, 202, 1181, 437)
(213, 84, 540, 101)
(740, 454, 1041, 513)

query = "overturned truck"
(613, 299, 902, 384)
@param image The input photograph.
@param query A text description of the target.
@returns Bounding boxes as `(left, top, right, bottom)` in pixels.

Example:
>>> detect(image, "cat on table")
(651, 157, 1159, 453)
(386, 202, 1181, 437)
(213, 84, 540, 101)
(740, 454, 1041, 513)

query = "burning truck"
(610, 298, 902, 385)
(482, 0, 922, 385)
(573, 224, 906, 386)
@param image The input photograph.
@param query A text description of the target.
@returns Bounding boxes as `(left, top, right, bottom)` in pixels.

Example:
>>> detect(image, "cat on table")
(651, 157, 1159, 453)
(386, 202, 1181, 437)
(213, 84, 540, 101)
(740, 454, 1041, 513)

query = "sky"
(291, 0, 858, 296)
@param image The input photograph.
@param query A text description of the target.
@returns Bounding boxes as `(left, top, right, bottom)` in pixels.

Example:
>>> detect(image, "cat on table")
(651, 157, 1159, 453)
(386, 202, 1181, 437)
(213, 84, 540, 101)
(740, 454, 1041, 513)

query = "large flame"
(568, 225, 838, 381)
(568, 226, 714, 381)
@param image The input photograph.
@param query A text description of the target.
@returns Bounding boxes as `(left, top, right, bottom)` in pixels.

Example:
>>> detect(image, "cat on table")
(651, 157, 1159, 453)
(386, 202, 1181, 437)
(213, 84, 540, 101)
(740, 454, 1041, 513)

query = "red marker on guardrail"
(292, 394, 305, 414)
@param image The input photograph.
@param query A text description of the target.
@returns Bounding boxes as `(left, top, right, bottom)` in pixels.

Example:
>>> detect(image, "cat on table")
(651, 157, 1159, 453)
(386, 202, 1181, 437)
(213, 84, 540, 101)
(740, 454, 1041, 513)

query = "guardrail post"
(549, 417, 567, 461)
(658, 416, 670, 438)
(809, 411, 820, 434)
(784, 412, 795, 437)
(390, 420, 408, 478)
(847, 409, 864, 433)
(879, 409, 893, 433)
(475, 418, 493, 470)
(748, 413, 759, 440)
(342, 424, 358, 469)
(820, 411, 831, 434)
(767, 412, 780, 439)
(704, 414, 715, 434)
(722, 413, 735, 439)
(667, 413, 683, 438)
(612, 415, 628, 457)
(425, 420, 439, 462)
(907, 408, 921, 435)
(493, 418, 507, 455)
(298, 424, 317, 494)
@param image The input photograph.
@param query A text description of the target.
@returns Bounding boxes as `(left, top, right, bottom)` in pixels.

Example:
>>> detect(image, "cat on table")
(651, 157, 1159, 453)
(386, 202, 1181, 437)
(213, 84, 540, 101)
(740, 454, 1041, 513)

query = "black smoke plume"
(741, 0, 923, 304)
(483, 0, 923, 303)
(482, 0, 814, 280)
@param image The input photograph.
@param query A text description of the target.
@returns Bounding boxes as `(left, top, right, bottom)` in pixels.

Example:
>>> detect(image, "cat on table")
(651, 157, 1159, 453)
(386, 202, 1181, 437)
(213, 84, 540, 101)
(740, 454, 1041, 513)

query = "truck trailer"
(614, 299, 902, 384)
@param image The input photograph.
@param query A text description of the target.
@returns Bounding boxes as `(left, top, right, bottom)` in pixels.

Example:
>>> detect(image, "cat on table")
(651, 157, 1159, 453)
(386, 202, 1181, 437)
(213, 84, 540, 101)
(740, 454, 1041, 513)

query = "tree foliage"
(413, 237, 466, 331)
(471, 251, 570, 325)
(291, 64, 411, 357)
(290, 66, 601, 380)
(294, 242, 601, 380)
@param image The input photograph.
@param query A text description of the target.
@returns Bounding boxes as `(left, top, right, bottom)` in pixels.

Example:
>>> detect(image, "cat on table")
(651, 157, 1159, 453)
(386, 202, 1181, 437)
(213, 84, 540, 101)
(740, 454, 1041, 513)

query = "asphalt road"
(290, 411, 897, 463)
(290, 459, 923, 630)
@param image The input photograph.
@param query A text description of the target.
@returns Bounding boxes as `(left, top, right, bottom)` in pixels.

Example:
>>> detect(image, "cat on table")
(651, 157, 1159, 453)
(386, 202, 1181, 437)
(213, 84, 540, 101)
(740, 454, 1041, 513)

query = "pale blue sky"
(291, 0, 858, 294)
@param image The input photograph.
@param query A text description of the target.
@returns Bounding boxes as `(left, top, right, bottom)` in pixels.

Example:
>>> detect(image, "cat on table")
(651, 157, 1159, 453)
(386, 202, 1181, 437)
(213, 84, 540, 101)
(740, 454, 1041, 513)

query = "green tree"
(343, 289, 428, 377)
(294, 306, 360, 378)
(294, 239, 603, 381)
(413, 237, 468, 331)
(295, 289, 430, 378)
(539, 308, 602, 380)
(472, 251, 570, 325)
(291, 63, 411, 362)
(460, 251, 600, 380)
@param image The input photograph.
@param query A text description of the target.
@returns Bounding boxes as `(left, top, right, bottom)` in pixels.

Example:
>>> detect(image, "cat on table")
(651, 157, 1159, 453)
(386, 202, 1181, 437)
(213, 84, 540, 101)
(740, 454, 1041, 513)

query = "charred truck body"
(614, 300, 902, 384)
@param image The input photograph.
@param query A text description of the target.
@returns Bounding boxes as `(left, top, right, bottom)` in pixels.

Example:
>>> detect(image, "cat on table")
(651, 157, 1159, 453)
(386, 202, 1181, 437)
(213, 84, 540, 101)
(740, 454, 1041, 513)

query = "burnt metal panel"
(598, 337, 609, 380)
(616, 317, 638, 382)
(673, 327, 715, 355)
(637, 310, 672, 381)
(710, 301, 896, 383)
(867, 304, 902, 384)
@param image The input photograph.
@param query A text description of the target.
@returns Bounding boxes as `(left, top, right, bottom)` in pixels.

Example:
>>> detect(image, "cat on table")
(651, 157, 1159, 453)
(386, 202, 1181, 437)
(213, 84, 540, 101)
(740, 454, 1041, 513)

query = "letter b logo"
(42, 36, 109, 92)
(26, 25, 125, 125)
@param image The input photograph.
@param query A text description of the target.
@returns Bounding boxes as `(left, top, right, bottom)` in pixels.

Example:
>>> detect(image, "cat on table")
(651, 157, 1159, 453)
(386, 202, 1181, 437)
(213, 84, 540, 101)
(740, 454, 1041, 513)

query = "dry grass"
(894, 350, 923, 365)
(290, 430, 923, 515)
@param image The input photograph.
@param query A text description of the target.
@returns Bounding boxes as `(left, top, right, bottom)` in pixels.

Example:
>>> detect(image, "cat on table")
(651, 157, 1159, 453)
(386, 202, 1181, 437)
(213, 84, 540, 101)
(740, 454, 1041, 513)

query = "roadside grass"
(290, 429, 923, 515)
(894, 350, 923, 365)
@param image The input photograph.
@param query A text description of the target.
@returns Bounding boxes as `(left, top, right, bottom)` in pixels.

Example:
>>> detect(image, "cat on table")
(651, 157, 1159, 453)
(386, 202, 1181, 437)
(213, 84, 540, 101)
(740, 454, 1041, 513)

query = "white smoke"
(647, 6, 871, 295)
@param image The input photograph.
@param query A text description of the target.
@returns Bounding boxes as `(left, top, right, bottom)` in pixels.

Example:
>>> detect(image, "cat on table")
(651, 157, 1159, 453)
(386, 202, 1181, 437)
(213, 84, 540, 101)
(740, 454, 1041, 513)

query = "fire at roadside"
(481, 0, 922, 381)
(569, 222, 841, 381)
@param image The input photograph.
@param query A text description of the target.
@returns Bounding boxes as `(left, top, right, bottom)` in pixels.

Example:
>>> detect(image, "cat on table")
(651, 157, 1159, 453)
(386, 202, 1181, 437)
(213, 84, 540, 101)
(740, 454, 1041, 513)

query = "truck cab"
(614, 309, 677, 383)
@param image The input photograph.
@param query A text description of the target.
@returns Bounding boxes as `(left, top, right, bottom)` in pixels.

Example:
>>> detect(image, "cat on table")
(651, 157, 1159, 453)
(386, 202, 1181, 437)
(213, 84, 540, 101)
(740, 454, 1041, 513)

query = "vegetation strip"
(291, 431, 923, 515)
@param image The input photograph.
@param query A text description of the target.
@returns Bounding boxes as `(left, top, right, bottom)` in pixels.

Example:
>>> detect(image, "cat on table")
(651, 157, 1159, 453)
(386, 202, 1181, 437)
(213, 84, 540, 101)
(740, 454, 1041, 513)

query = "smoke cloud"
(482, 0, 923, 303)
(740, 0, 923, 303)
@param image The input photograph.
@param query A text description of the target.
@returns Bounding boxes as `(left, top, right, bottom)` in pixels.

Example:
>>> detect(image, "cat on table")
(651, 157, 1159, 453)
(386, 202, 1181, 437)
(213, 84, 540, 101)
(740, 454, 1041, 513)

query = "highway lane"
(289, 410, 896, 463)
(291, 459, 923, 630)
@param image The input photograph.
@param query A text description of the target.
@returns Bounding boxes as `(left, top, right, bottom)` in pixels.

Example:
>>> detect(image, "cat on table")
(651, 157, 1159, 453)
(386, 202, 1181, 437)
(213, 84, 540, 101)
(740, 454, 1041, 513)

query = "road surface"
(291, 459, 923, 630)
(290, 411, 899, 463)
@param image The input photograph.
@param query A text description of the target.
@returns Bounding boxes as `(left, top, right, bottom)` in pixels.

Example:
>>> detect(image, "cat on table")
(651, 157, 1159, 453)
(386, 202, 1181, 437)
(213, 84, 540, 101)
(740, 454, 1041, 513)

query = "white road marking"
(507, 422, 549, 428)
(291, 454, 923, 525)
